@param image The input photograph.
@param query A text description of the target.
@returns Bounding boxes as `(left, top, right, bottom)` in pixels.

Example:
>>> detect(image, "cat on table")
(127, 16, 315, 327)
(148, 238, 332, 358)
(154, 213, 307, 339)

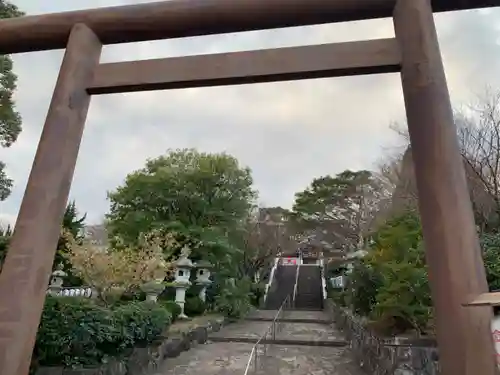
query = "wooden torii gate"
(0, 0, 498, 374)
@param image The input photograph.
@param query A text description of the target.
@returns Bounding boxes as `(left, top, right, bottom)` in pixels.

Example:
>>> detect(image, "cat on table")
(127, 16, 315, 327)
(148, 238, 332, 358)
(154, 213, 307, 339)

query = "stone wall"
(326, 300, 440, 375)
(35, 316, 227, 375)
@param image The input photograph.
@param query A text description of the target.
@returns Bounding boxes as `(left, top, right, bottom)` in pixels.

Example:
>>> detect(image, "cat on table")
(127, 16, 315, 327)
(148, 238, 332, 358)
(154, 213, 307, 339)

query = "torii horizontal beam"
(0, 0, 496, 54)
(88, 38, 401, 94)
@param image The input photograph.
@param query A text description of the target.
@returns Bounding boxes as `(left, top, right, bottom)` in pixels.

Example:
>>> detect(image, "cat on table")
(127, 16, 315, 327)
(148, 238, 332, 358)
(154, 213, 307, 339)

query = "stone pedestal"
(140, 280, 165, 302)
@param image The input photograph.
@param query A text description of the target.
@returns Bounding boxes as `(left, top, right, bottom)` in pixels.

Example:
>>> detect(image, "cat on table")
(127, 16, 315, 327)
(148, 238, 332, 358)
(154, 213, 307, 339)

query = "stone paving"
(155, 309, 363, 375)
(157, 342, 254, 375)
(254, 345, 365, 375)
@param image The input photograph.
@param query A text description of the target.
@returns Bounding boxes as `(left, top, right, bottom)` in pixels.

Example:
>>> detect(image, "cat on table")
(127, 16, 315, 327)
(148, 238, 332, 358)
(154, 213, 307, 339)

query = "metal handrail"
(320, 258, 327, 300)
(243, 293, 291, 375)
(263, 257, 279, 304)
(292, 262, 300, 305)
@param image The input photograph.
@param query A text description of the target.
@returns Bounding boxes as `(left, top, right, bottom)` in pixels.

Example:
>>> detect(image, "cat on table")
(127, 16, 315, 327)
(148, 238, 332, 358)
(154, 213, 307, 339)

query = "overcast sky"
(0, 1, 498, 226)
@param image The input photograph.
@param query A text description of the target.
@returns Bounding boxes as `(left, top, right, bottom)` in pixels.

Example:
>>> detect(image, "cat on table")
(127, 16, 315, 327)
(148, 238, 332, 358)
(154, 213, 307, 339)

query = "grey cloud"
(0, 1, 498, 226)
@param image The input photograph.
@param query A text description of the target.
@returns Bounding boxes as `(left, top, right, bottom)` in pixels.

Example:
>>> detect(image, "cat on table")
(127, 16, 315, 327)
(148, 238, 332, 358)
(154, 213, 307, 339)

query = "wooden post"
(393, 1, 498, 374)
(0, 24, 101, 375)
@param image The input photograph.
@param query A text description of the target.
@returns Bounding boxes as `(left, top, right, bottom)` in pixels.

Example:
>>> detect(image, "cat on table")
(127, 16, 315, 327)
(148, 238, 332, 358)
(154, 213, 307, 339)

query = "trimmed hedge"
(184, 296, 206, 316)
(33, 297, 172, 368)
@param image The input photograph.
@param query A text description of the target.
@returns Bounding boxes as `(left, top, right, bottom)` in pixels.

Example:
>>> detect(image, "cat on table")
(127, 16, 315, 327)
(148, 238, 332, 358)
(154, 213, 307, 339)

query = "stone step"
(208, 320, 344, 345)
(295, 266, 323, 310)
(264, 265, 297, 309)
(245, 309, 330, 324)
(208, 336, 347, 347)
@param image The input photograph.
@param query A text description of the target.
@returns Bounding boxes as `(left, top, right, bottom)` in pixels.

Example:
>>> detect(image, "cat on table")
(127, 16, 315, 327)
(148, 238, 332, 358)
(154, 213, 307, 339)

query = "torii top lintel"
(0, 0, 496, 54)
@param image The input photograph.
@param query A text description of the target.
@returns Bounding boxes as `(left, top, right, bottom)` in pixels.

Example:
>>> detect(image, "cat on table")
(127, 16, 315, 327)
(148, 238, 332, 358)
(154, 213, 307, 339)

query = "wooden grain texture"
(464, 292, 500, 307)
(0, 24, 102, 375)
(0, 0, 496, 54)
(88, 38, 401, 94)
(394, 1, 498, 374)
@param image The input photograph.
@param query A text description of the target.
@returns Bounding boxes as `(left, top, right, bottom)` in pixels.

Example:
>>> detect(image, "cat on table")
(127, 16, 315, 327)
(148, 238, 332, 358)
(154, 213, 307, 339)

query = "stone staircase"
(153, 261, 361, 375)
(263, 265, 297, 310)
(156, 309, 361, 375)
(294, 265, 323, 310)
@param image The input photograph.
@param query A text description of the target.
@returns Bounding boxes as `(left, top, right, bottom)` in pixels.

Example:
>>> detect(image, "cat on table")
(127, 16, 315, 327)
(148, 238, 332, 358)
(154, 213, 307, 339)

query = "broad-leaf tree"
(0, 1, 23, 200)
(106, 148, 256, 244)
(106, 149, 258, 312)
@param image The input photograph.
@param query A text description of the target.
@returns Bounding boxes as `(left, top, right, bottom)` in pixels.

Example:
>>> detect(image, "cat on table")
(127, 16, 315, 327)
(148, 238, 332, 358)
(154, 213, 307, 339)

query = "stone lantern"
(140, 259, 168, 303)
(194, 260, 212, 302)
(173, 246, 193, 319)
(141, 280, 166, 302)
(48, 266, 66, 296)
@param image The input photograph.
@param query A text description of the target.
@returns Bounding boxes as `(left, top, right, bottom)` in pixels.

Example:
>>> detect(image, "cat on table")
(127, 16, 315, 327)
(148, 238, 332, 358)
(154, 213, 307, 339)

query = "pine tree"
(55, 201, 87, 286)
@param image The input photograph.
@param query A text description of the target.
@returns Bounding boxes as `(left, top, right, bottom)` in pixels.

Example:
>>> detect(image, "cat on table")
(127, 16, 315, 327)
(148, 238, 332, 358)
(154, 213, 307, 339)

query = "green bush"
(345, 211, 432, 335)
(214, 278, 252, 319)
(34, 297, 117, 367)
(159, 300, 182, 321)
(250, 283, 266, 307)
(119, 287, 146, 303)
(329, 289, 348, 307)
(34, 297, 171, 368)
(342, 211, 500, 337)
(112, 302, 171, 348)
(184, 296, 206, 316)
(347, 261, 382, 316)
(481, 233, 500, 291)
(369, 260, 432, 335)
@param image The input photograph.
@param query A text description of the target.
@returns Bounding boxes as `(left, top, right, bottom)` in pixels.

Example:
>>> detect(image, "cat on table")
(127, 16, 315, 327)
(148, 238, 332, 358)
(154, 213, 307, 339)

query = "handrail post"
(272, 318, 276, 341)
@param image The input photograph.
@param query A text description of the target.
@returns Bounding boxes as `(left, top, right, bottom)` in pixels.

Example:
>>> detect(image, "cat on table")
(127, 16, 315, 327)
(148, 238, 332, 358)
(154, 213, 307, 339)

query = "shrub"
(342, 211, 500, 336)
(369, 260, 432, 335)
(184, 296, 206, 316)
(347, 260, 383, 316)
(112, 301, 171, 348)
(214, 278, 252, 319)
(35, 297, 117, 367)
(119, 286, 146, 303)
(345, 211, 432, 334)
(250, 282, 266, 307)
(481, 233, 500, 291)
(329, 289, 348, 307)
(34, 297, 171, 368)
(159, 300, 182, 320)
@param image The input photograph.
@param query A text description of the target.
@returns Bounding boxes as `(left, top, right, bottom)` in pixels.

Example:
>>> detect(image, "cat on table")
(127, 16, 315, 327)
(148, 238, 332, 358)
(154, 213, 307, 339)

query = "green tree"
(292, 170, 387, 251)
(0, 1, 23, 200)
(480, 233, 500, 291)
(348, 211, 432, 335)
(106, 149, 258, 315)
(0, 224, 12, 269)
(55, 201, 87, 286)
(107, 148, 256, 244)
